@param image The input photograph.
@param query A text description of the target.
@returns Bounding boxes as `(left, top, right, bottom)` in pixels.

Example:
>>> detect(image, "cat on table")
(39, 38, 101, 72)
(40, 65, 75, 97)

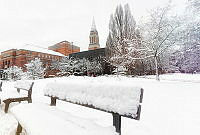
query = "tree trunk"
(154, 56, 160, 81)
(117, 67, 119, 77)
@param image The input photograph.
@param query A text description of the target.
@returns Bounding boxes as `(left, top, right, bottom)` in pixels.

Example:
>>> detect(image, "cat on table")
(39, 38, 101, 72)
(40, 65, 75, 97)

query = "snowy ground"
(140, 73, 200, 83)
(0, 73, 200, 135)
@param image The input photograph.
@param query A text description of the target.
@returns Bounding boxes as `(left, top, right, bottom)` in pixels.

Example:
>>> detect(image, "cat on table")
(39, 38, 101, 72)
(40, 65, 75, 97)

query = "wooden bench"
(0, 81, 34, 113)
(48, 89, 143, 135)
(12, 80, 143, 135)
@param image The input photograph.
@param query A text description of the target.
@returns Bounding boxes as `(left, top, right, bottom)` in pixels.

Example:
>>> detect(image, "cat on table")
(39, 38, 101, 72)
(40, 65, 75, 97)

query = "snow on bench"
(10, 103, 117, 135)
(44, 80, 143, 117)
(44, 79, 143, 134)
(0, 81, 34, 113)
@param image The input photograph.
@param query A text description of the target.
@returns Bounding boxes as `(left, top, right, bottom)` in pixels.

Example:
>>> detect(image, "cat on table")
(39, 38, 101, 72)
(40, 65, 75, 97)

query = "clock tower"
(88, 18, 100, 50)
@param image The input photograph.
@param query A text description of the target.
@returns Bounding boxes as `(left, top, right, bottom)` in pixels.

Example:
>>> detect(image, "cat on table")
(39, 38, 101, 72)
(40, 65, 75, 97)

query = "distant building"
(0, 45, 64, 70)
(88, 18, 100, 50)
(48, 41, 80, 56)
(0, 41, 79, 77)
(70, 48, 112, 74)
(70, 48, 105, 60)
(0, 45, 65, 77)
(69, 18, 112, 74)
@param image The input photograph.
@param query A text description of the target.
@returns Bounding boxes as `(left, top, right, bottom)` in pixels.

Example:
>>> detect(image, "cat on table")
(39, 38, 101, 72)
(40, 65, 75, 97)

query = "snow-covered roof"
(18, 44, 64, 56)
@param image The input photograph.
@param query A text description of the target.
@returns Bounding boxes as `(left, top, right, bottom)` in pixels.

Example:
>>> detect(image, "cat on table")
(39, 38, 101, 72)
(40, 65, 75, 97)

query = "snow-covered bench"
(0, 81, 34, 113)
(12, 79, 143, 135)
(11, 103, 118, 135)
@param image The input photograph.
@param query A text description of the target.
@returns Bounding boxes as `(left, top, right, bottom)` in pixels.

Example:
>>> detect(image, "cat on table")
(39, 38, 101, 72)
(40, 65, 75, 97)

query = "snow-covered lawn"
(141, 73, 200, 83)
(0, 73, 200, 135)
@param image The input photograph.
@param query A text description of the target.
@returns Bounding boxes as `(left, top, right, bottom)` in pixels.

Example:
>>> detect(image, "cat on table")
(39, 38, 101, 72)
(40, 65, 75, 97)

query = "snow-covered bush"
(25, 58, 45, 80)
(4, 66, 24, 81)
(87, 59, 103, 75)
(52, 56, 76, 76)
(51, 57, 103, 76)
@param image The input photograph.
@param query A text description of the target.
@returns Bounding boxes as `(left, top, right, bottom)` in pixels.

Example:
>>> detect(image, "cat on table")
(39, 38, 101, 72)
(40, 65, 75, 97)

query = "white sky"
(0, 0, 187, 52)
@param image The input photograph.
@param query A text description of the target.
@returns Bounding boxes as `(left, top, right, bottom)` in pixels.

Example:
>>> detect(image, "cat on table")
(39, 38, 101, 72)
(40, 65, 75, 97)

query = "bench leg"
(135, 105, 141, 120)
(51, 97, 56, 106)
(28, 98, 32, 103)
(112, 113, 121, 135)
(16, 123, 22, 135)
(4, 101, 10, 113)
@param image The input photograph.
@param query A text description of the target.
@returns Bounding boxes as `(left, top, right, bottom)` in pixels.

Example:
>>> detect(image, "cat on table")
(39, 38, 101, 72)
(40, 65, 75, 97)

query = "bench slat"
(48, 95, 141, 119)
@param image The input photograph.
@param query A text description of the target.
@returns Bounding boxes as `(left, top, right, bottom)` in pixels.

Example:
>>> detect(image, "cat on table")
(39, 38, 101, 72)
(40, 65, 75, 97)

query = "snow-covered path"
(0, 74, 200, 135)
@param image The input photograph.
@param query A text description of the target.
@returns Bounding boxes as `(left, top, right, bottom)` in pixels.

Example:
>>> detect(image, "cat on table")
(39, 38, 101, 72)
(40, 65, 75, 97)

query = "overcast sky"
(0, 0, 187, 52)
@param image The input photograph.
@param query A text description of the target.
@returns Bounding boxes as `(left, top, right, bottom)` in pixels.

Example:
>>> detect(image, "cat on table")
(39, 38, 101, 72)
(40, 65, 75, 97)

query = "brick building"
(0, 18, 103, 78)
(0, 45, 63, 70)
(48, 41, 80, 56)
(0, 42, 79, 77)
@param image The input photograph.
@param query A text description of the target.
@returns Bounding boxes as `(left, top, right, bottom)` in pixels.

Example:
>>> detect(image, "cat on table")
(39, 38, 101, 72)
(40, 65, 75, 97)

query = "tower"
(88, 18, 100, 50)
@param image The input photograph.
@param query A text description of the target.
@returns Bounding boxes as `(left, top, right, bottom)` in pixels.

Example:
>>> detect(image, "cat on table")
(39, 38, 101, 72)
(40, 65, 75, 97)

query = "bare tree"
(174, 0, 200, 73)
(140, 4, 180, 80)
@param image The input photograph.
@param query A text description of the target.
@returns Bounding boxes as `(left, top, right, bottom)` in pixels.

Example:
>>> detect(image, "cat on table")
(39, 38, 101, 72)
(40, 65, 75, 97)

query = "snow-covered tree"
(171, 0, 200, 73)
(106, 4, 143, 75)
(4, 66, 24, 81)
(188, 0, 200, 14)
(51, 56, 77, 76)
(76, 58, 88, 74)
(140, 4, 180, 80)
(51, 57, 103, 76)
(87, 59, 103, 75)
(25, 58, 45, 80)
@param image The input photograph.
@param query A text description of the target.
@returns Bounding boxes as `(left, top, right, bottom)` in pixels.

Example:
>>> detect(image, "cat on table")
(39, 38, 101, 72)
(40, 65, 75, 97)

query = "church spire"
(89, 17, 100, 50)
(91, 17, 96, 31)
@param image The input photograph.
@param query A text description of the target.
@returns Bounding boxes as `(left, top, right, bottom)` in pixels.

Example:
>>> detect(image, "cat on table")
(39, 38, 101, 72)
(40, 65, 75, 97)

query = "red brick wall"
(48, 41, 80, 56)
(0, 49, 63, 77)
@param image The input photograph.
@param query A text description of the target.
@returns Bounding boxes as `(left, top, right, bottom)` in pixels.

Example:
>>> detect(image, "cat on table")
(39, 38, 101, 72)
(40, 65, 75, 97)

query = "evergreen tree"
(106, 4, 143, 75)
(5, 66, 24, 81)
(25, 58, 45, 79)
